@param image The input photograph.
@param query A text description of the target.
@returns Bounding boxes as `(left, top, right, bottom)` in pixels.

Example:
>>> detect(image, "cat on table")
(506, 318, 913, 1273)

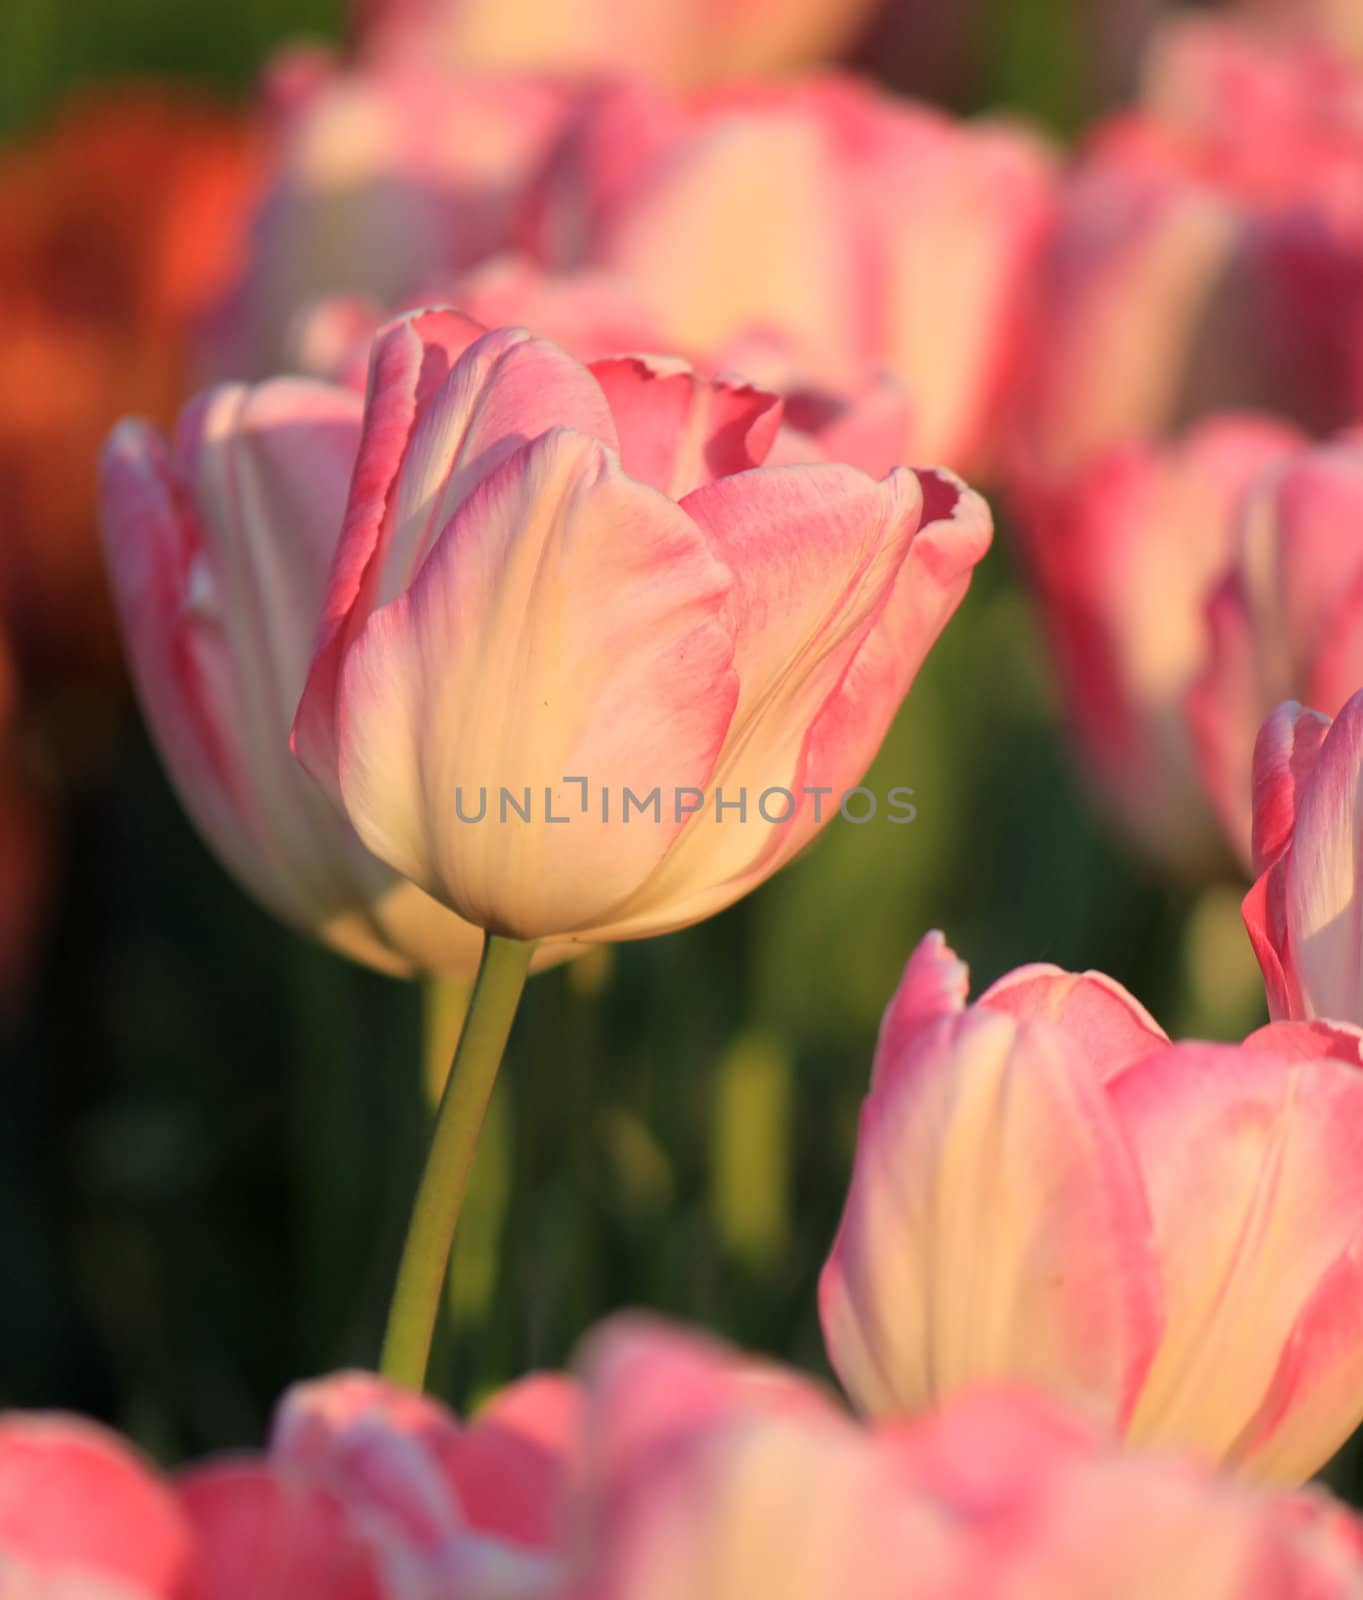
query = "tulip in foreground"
(821, 930, 1363, 1484)
(566, 1318, 1363, 1598)
(0, 1369, 578, 1598)
(100, 381, 485, 978)
(1245, 690, 1363, 1024)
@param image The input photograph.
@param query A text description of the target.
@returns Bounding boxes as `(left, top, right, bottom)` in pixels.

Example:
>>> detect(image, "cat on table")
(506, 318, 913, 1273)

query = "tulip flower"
(352, 0, 882, 87)
(1244, 690, 1363, 1024)
(0, 1414, 194, 1596)
(1234, 0, 1363, 59)
(0, 1370, 579, 1599)
(206, 50, 584, 379)
(292, 262, 914, 480)
(568, 1317, 1363, 1598)
(289, 305, 988, 1388)
(1189, 435, 1363, 865)
(1015, 415, 1300, 877)
(525, 75, 1055, 474)
(99, 378, 484, 979)
(821, 930, 1363, 1484)
(1012, 17, 1363, 485)
(293, 307, 990, 946)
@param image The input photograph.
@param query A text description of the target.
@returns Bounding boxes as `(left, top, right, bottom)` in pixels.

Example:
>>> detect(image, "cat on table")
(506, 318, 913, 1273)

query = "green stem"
(422, 975, 472, 1107)
(380, 934, 535, 1388)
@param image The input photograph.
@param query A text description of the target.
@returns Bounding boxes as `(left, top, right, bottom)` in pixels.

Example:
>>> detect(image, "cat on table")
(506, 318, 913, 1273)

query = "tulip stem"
(422, 975, 472, 1107)
(380, 933, 536, 1389)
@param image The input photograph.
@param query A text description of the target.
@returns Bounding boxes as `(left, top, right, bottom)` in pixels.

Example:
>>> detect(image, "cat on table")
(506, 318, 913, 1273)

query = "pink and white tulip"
(1016, 415, 1301, 877)
(526, 76, 1055, 474)
(566, 1317, 1363, 1598)
(821, 930, 1363, 1484)
(100, 380, 485, 977)
(0, 1415, 194, 1598)
(1233, 0, 1363, 61)
(291, 309, 991, 944)
(290, 260, 911, 481)
(1013, 17, 1363, 483)
(352, 0, 881, 86)
(0, 1370, 578, 1599)
(1244, 690, 1363, 1024)
(204, 51, 583, 379)
(1190, 434, 1363, 865)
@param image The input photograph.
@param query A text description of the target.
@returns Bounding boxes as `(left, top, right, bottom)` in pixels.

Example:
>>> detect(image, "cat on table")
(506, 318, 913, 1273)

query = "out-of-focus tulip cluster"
(8, 1318, 1363, 1600)
(15, 0, 1363, 1590)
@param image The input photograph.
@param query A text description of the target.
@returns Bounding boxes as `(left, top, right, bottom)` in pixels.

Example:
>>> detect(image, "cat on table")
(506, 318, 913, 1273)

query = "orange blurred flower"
(0, 86, 259, 688)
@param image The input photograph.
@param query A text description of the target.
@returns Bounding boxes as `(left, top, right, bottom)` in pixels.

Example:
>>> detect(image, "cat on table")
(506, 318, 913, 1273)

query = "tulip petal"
(595, 463, 962, 938)
(590, 355, 782, 498)
(1243, 701, 1334, 1022)
(451, 1376, 582, 1550)
(0, 1417, 192, 1593)
(977, 964, 1168, 1084)
(175, 1465, 397, 1599)
(1250, 700, 1332, 881)
(293, 311, 617, 805)
(333, 428, 737, 938)
(869, 930, 970, 1089)
(820, 1009, 1161, 1427)
(1233, 1225, 1363, 1484)
(1114, 1042, 1363, 1472)
(1282, 693, 1363, 1023)
(270, 1373, 464, 1549)
(781, 469, 992, 860)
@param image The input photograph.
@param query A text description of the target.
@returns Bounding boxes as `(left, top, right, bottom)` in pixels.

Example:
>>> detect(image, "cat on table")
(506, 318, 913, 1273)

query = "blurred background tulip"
(1245, 693, 1363, 1025)
(99, 382, 487, 977)
(1011, 17, 1363, 487)
(9, 0, 1363, 1523)
(353, 0, 884, 85)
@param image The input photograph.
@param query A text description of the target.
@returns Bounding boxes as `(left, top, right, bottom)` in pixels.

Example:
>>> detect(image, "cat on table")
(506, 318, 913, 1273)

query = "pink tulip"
(204, 50, 584, 378)
(351, 0, 882, 88)
(0, 1415, 194, 1597)
(525, 75, 1055, 474)
(1233, 0, 1363, 61)
(1190, 434, 1363, 865)
(0, 1371, 580, 1599)
(292, 261, 914, 480)
(291, 309, 990, 944)
(1244, 690, 1363, 1024)
(290, 258, 666, 391)
(820, 929, 1363, 1484)
(1016, 415, 1301, 877)
(99, 379, 484, 977)
(566, 1317, 1363, 1599)
(1014, 17, 1363, 484)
